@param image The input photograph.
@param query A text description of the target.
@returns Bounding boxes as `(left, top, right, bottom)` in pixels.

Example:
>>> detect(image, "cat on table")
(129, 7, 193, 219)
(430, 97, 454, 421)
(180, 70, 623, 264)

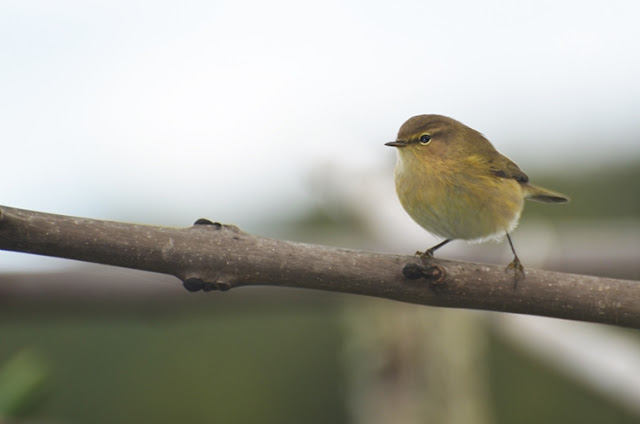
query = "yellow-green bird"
(385, 114, 569, 281)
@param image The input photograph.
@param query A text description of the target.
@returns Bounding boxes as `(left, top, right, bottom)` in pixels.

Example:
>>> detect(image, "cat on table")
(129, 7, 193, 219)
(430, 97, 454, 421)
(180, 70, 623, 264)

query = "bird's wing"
(489, 155, 529, 183)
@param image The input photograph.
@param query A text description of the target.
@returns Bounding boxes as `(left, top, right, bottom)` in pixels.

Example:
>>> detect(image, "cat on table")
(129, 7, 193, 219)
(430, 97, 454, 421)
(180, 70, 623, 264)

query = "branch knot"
(402, 262, 446, 285)
(182, 277, 231, 293)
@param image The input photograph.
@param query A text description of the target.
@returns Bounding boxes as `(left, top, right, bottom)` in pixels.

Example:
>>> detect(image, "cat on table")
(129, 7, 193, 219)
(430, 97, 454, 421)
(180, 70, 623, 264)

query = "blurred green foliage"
(0, 297, 346, 424)
(2, 296, 639, 423)
(0, 349, 48, 419)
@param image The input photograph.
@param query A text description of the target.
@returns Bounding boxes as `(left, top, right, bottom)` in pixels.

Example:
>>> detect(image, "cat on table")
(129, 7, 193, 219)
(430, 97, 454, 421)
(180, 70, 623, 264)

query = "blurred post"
(344, 302, 493, 424)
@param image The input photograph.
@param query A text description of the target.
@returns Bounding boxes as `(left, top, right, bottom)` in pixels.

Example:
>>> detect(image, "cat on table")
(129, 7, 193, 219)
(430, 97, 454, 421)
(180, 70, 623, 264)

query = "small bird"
(385, 114, 569, 283)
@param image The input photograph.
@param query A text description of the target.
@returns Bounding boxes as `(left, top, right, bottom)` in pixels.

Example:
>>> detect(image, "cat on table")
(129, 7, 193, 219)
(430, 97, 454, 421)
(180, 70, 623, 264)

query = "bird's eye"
(419, 134, 431, 145)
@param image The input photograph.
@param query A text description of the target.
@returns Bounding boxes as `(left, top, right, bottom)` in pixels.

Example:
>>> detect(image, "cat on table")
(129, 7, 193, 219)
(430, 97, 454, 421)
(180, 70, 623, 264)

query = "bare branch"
(0, 205, 638, 328)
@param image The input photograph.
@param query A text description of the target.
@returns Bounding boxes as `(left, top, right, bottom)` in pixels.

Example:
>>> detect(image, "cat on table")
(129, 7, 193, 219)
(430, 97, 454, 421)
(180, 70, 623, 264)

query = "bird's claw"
(505, 257, 525, 288)
(417, 249, 435, 258)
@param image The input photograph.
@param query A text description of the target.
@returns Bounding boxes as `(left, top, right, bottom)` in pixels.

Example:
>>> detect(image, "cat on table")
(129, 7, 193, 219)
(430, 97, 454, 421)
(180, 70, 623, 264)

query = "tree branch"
(0, 205, 638, 328)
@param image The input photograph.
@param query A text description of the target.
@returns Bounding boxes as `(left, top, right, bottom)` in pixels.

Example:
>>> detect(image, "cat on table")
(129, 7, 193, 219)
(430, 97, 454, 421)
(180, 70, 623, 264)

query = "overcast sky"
(2, 0, 639, 235)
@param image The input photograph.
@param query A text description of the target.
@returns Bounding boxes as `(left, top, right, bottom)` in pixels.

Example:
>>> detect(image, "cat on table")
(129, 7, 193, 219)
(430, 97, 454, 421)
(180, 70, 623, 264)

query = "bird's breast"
(393, 151, 524, 241)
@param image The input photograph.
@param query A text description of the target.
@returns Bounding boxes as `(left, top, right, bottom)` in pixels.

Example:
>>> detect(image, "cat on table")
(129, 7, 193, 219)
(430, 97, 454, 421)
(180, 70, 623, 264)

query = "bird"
(385, 114, 569, 283)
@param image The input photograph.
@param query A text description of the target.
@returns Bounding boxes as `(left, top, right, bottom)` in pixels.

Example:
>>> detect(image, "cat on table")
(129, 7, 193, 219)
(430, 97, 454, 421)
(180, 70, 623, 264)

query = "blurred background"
(1, 0, 639, 422)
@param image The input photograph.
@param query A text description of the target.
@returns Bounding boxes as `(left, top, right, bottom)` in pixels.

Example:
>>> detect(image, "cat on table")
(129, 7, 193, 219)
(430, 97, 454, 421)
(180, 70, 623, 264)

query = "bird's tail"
(523, 184, 570, 203)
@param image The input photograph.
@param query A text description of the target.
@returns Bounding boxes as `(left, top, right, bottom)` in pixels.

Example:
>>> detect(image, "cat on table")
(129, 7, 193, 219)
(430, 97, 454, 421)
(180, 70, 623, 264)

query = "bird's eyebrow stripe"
(412, 123, 449, 137)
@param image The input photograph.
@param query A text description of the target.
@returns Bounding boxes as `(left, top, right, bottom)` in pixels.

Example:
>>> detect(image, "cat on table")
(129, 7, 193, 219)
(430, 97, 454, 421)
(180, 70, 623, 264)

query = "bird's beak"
(384, 140, 409, 147)
(385, 140, 408, 147)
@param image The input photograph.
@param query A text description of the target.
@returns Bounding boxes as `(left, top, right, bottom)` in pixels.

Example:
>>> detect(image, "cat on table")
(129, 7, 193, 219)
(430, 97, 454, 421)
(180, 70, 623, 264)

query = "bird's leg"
(505, 234, 525, 287)
(417, 239, 452, 258)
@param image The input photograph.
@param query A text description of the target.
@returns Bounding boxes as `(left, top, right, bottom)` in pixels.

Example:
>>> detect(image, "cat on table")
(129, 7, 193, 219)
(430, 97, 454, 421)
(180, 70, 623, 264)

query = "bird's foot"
(505, 256, 525, 288)
(416, 248, 437, 267)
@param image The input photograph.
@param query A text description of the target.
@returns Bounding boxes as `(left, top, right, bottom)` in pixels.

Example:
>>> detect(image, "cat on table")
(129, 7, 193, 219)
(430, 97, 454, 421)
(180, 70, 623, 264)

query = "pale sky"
(2, 0, 639, 245)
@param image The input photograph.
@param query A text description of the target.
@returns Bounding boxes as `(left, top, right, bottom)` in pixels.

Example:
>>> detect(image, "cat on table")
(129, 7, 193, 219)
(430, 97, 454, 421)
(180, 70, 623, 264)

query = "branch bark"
(0, 205, 638, 328)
